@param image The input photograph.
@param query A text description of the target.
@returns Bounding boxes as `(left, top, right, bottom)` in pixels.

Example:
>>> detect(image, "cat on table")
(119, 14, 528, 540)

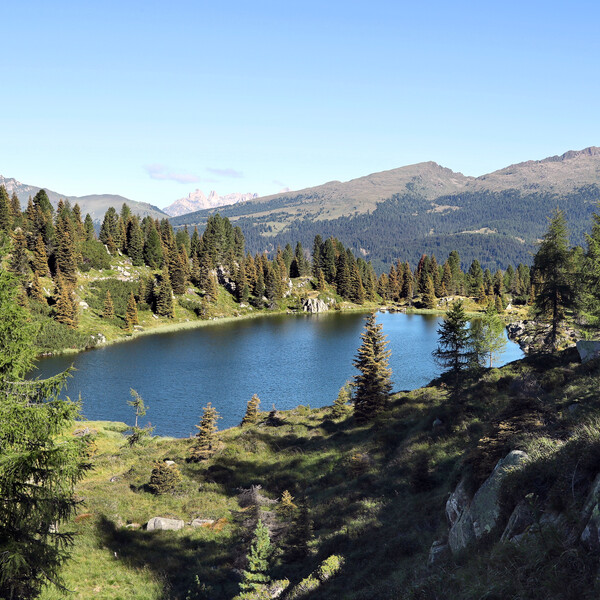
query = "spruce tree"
(156, 266, 174, 317)
(241, 394, 261, 425)
(239, 520, 273, 595)
(30, 271, 46, 303)
(0, 268, 88, 599)
(54, 271, 78, 328)
(9, 227, 29, 275)
(103, 290, 115, 319)
(432, 300, 473, 395)
(330, 382, 352, 418)
(189, 403, 221, 461)
(353, 313, 393, 422)
(0, 185, 12, 232)
(422, 275, 436, 309)
(125, 292, 139, 330)
(32, 234, 49, 276)
(143, 224, 163, 268)
(532, 209, 575, 352)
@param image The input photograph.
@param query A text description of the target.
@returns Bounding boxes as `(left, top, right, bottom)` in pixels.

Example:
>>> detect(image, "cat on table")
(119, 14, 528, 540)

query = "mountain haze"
(0, 175, 168, 222)
(171, 147, 600, 271)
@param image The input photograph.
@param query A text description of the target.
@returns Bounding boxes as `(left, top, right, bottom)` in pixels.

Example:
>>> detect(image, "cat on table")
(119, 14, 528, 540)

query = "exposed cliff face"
(163, 189, 257, 216)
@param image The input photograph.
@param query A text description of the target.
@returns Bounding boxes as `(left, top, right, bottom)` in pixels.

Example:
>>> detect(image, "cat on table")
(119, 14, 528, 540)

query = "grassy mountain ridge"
(171, 148, 600, 271)
(0, 175, 168, 222)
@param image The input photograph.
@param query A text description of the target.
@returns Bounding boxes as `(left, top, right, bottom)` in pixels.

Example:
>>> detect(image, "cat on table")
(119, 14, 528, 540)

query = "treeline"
(377, 250, 532, 311)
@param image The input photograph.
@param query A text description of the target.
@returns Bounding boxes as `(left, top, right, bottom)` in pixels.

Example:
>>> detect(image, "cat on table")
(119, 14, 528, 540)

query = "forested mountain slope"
(171, 148, 600, 271)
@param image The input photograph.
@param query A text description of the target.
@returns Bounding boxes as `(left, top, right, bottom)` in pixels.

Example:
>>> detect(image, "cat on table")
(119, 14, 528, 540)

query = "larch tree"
(352, 313, 393, 422)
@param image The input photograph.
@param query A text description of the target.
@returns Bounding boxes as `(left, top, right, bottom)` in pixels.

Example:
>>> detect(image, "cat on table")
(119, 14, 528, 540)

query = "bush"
(88, 279, 140, 316)
(78, 239, 111, 271)
(148, 461, 182, 495)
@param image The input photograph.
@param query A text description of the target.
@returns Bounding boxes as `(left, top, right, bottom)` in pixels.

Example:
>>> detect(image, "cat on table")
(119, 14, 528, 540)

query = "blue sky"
(2, 1, 599, 209)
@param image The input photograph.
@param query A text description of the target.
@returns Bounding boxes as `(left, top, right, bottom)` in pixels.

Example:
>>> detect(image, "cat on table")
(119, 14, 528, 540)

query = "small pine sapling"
(241, 394, 261, 426)
(330, 382, 352, 418)
(189, 403, 221, 461)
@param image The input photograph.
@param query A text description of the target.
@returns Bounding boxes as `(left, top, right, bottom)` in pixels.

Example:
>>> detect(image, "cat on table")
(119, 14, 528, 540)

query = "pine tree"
(583, 203, 600, 325)
(422, 275, 436, 309)
(532, 209, 575, 352)
(432, 300, 473, 396)
(30, 271, 46, 304)
(156, 266, 174, 317)
(103, 290, 115, 319)
(353, 313, 393, 422)
(330, 382, 352, 418)
(84, 213, 96, 241)
(32, 234, 49, 276)
(239, 520, 273, 595)
(144, 224, 163, 268)
(9, 227, 29, 275)
(125, 292, 139, 330)
(54, 271, 78, 328)
(241, 394, 261, 426)
(189, 402, 220, 461)
(0, 268, 88, 599)
(0, 184, 13, 232)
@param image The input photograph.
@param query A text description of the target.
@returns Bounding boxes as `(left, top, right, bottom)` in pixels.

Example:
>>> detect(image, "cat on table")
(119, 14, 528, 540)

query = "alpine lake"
(32, 311, 524, 437)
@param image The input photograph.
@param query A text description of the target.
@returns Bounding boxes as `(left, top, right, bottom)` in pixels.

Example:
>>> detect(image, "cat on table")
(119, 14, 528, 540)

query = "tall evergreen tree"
(353, 313, 393, 422)
(0, 185, 12, 232)
(125, 292, 139, 330)
(156, 266, 174, 317)
(0, 268, 88, 599)
(532, 209, 575, 352)
(103, 290, 115, 319)
(32, 234, 49, 276)
(9, 227, 29, 275)
(432, 300, 473, 396)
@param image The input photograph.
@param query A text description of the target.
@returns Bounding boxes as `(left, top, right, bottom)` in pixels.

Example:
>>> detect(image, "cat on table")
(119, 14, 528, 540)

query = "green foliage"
(353, 313, 393, 421)
(0, 267, 89, 599)
(239, 520, 273, 595)
(189, 403, 221, 461)
(532, 209, 576, 352)
(432, 300, 474, 388)
(88, 279, 140, 317)
(241, 394, 261, 426)
(78, 239, 111, 272)
(148, 461, 182, 495)
(330, 382, 352, 418)
(470, 304, 507, 368)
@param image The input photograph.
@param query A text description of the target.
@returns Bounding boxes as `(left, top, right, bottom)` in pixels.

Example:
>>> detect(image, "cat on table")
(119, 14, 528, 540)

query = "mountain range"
(170, 147, 600, 271)
(0, 176, 168, 222)
(163, 189, 258, 217)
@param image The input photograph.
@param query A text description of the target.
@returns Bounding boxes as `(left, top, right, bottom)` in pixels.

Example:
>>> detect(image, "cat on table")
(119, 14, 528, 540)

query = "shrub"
(78, 239, 111, 271)
(148, 461, 182, 495)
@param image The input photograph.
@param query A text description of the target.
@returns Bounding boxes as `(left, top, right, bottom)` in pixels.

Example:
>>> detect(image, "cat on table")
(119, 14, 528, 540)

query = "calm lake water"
(32, 312, 524, 437)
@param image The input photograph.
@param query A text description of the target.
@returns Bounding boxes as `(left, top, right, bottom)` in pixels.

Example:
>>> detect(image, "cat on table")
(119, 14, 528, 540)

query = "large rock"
(448, 450, 528, 553)
(500, 500, 535, 542)
(146, 517, 185, 531)
(427, 540, 450, 566)
(580, 473, 600, 551)
(576, 340, 600, 364)
(302, 297, 329, 313)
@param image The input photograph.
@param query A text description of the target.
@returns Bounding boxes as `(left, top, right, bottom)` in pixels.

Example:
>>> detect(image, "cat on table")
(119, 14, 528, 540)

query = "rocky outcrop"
(146, 517, 185, 531)
(576, 341, 600, 364)
(164, 189, 258, 217)
(507, 320, 578, 353)
(302, 298, 329, 313)
(448, 450, 528, 553)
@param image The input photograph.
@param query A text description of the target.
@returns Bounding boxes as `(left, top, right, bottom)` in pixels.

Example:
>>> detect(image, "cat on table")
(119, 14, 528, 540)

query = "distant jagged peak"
(163, 188, 258, 217)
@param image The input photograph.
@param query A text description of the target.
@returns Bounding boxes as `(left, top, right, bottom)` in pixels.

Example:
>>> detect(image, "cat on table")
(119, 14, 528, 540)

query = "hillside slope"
(0, 175, 167, 222)
(171, 148, 600, 271)
(40, 347, 600, 600)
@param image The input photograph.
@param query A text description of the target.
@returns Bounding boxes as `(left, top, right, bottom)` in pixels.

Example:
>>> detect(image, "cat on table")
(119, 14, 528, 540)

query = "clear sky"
(2, 1, 599, 209)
